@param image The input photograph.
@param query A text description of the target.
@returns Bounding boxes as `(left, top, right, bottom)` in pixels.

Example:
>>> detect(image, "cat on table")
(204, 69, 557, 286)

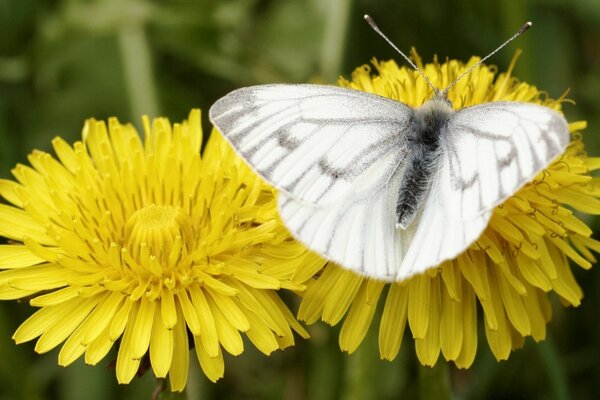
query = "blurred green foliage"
(0, 0, 599, 398)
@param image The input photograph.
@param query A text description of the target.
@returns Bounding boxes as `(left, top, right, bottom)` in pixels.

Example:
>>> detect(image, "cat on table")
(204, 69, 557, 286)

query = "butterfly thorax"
(395, 97, 454, 230)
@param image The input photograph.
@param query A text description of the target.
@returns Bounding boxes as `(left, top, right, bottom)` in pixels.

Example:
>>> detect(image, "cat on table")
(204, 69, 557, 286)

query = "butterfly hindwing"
(277, 148, 412, 279)
(396, 186, 492, 279)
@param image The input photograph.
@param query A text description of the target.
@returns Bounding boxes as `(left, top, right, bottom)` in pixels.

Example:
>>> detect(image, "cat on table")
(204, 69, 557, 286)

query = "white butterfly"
(208, 17, 570, 282)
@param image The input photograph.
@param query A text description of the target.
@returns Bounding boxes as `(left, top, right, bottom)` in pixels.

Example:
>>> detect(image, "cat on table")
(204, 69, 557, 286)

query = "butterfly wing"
(210, 84, 414, 206)
(210, 84, 416, 280)
(277, 150, 415, 280)
(396, 102, 570, 279)
(440, 102, 569, 219)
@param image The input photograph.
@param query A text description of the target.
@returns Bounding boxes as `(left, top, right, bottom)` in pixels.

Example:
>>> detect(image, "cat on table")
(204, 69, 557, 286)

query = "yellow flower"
(0, 110, 324, 390)
(296, 50, 600, 367)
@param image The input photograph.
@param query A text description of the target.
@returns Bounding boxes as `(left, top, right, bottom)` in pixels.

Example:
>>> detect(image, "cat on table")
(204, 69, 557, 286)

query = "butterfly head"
(433, 89, 451, 102)
(428, 89, 453, 111)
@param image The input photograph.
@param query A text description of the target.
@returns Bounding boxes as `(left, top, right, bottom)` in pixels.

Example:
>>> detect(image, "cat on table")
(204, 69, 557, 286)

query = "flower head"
(0, 110, 324, 390)
(296, 50, 600, 367)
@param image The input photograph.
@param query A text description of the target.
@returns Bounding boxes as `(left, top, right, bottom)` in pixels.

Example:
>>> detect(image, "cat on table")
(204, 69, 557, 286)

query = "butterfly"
(208, 16, 570, 282)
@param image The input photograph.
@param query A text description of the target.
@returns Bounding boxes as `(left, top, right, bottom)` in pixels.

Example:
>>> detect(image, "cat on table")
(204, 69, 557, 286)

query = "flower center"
(124, 205, 192, 257)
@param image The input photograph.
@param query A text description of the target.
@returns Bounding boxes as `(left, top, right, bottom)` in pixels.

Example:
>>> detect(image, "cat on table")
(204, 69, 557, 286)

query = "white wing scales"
(277, 149, 411, 279)
(210, 84, 570, 282)
(210, 84, 413, 206)
(440, 102, 569, 219)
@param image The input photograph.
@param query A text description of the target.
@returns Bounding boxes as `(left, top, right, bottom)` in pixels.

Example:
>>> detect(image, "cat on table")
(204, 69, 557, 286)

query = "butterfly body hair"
(396, 98, 453, 229)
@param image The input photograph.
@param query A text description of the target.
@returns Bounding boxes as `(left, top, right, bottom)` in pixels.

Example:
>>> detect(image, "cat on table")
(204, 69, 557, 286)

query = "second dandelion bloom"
(0, 110, 325, 390)
(296, 51, 600, 366)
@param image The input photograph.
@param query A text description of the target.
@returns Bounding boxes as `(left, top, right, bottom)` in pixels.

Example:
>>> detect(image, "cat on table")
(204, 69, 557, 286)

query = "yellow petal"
(0, 204, 54, 245)
(454, 284, 477, 368)
(415, 278, 441, 366)
(168, 307, 189, 392)
(496, 270, 531, 336)
(160, 287, 177, 329)
(408, 274, 430, 339)
(176, 290, 202, 336)
(115, 302, 141, 384)
(0, 263, 77, 291)
(339, 281, 384, 353)
(30, 286, 82, 307)
(0, 245, 45, 268)
(85, 325, 114, 366)
(322, 267, 362, 325)
(206, 290, 249, 332)
(130, 297, 156, 359)
(484, 271, 512, 361)
(189, 285, 219, 358)
(33, 296, 99, 353)
(149, 311, 173, 378)
(193, 335, 224, 383)
(109, 298, 133, 341)
(0, 178, 24, 207)
(58, 321, 87, 366)
(440, 277, 463, 361)
(210, 300, 244, 356)
(379, 284, 408, 360)
(244, 309, 279, 355)
(81, 291, 124, 345)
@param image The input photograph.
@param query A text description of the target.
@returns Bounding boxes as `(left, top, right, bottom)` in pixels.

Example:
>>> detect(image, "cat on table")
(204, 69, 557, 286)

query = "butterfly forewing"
(209, 84, 414, 206)
(440, 102, 570, 220)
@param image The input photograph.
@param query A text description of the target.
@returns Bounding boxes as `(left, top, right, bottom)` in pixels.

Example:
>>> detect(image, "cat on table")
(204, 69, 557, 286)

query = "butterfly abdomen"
(396, 99, 453, 229)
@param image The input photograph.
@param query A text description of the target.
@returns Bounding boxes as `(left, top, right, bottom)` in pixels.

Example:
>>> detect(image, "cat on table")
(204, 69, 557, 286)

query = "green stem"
(118, 20, 160, 119)
(319, 0, 353, 82)
(418, 361, 453, 400)
(537, 338, 569, 400)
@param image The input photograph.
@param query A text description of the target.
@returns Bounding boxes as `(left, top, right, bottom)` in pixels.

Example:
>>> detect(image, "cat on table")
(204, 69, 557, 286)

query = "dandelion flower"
(297, 50, 600, 367)
(0, 110, 325, 390)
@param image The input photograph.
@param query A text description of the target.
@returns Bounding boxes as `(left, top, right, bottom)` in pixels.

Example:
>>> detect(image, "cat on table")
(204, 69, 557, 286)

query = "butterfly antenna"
(442, 21, 532, 95)
(364, 15, 438, 94)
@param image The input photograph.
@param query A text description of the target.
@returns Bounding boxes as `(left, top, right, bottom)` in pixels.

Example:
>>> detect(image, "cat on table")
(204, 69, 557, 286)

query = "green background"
(1, 0, 599, 398)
